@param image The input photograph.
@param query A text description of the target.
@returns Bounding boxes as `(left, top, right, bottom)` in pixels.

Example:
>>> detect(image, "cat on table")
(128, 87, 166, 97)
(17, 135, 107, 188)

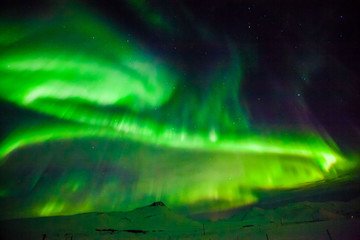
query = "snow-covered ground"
(1, 199, 359, 239)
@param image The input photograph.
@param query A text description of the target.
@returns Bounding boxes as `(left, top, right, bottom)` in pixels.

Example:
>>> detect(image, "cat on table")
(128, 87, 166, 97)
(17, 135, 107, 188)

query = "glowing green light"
(0, 6, 356, 219)
(40, 201, 65, 217)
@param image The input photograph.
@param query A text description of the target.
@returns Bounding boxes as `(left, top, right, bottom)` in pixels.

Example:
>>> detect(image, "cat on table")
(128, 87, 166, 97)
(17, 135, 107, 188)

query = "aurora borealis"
(0, 0, 359, 219)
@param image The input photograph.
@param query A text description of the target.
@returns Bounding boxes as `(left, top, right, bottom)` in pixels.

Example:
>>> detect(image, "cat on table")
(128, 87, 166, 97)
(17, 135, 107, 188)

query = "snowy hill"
(229, 197, 360, 224)
(0, 201, 202, 239)
(1, 200, 359, 239)
(206, 198, 360, 239)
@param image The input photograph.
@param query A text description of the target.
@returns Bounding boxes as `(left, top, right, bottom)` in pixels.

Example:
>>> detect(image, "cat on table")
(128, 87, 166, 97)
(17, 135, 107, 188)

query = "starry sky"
(0, 0, 359, 219)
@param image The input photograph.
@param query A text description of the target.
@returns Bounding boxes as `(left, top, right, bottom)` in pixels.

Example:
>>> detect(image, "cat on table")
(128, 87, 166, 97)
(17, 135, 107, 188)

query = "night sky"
(0, 0, 359, 219)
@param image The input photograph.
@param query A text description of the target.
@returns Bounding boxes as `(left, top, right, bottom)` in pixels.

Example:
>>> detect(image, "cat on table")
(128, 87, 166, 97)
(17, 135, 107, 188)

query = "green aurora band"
(0, 7, 356, 218)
